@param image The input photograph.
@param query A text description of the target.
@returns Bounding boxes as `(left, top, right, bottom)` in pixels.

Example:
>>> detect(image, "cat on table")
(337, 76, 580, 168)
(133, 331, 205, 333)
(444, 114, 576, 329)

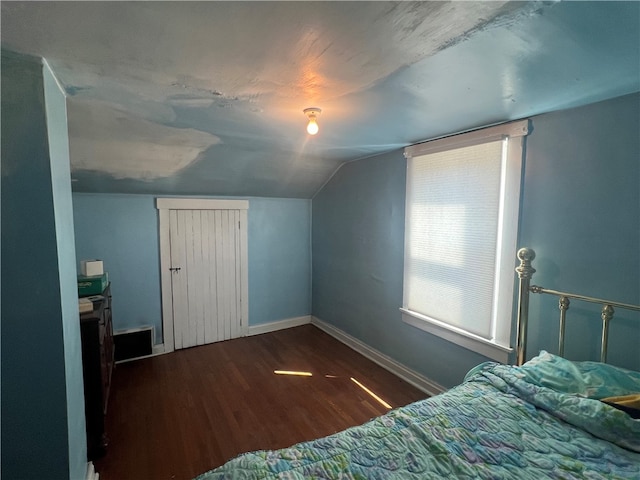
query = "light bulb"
(303, 107, 321, 135)
(306, 116, 319, 135)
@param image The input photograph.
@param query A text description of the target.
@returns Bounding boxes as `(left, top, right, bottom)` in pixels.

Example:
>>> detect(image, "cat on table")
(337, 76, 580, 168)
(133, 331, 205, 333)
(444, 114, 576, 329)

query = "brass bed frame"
(515, 247, 640, 366)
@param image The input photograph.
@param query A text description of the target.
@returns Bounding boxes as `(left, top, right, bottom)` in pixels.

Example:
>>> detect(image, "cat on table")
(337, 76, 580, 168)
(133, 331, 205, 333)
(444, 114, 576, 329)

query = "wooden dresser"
(80, 284, 114, 460)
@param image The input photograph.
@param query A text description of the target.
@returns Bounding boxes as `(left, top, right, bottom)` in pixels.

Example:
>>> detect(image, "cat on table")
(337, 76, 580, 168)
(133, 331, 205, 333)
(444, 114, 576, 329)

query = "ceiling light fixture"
(303, 107, 321, 135)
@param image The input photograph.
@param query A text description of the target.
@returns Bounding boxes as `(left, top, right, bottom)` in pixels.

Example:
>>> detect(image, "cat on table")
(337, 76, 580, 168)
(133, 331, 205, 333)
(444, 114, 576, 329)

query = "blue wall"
(247, 197, 311, 324)
(73, 194, 311, 343)
(1, 50, 86, 479)
(312, 92, 640, 389)
(73, 194, 163, 338)
(519, 93, 640, 369)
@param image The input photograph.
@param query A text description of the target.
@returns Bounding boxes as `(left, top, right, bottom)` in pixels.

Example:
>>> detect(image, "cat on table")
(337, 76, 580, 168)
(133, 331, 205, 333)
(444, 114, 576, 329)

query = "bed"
(196, 248, 640, 479)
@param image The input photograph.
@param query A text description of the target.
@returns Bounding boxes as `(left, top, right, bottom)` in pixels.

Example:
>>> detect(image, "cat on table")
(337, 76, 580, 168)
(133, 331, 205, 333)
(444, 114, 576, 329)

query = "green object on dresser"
(77, 273, 108, 296)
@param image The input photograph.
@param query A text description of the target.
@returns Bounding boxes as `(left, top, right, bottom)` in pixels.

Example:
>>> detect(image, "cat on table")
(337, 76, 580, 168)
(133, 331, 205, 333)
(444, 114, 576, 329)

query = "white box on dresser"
(81, 259, 104, 276)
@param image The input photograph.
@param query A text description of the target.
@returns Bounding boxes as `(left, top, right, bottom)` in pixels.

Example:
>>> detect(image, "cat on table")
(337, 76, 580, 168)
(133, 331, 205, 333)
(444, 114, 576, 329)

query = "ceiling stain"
(68, 99, 221, 180)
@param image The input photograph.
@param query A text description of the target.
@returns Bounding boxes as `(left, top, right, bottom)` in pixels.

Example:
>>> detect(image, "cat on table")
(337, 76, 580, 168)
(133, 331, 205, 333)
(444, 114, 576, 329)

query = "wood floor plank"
(95, 325, 427, 480)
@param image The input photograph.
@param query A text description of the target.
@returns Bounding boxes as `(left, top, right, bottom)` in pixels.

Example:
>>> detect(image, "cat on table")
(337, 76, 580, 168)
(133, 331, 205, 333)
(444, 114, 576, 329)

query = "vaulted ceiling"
(2, 1, 639, 198)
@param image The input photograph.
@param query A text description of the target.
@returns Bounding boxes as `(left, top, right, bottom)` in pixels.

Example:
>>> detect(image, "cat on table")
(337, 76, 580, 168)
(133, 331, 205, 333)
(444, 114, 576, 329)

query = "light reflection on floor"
(273, 369, 392, 409)
(273, 370, 313, 376)
(350, 377, 392, 409)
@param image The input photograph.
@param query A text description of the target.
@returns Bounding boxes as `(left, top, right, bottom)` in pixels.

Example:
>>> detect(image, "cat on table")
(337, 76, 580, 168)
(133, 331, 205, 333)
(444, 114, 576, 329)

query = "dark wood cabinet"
(80, 284, 114, 460)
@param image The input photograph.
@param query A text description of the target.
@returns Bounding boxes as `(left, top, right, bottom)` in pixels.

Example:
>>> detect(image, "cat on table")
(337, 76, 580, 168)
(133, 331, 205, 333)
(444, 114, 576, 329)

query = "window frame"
(400, 120, 529, 363)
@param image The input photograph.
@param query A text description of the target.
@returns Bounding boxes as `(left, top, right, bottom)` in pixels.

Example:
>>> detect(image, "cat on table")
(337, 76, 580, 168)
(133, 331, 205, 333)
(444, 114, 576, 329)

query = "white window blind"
(406, 140, 503, 338)
(401, 120, 529, 362)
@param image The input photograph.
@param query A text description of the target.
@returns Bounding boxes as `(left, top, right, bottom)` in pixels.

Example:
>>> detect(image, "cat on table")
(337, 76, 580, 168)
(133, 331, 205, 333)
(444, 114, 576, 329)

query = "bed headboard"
(515, 247, 640, 366)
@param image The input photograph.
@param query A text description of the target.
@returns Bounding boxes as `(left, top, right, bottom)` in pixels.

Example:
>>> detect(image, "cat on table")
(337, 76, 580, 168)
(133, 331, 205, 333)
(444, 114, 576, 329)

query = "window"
(401, 120, 529, 363)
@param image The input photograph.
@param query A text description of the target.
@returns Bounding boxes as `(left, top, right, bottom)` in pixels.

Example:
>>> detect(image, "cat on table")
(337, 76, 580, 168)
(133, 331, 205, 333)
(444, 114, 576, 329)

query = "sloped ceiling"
(2, 1, 639, 198)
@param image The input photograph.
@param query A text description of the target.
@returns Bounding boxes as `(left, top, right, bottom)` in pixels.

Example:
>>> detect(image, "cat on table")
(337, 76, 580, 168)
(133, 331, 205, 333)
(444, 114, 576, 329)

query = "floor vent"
(114, 327, 153, 363)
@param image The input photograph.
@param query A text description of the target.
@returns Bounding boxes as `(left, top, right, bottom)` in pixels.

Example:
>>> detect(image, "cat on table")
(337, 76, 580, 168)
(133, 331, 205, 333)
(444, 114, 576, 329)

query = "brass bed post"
(515, 248, 536, 366)
(558, 296, 570, 357)
(600, 305, 614, 363)
(514, 249, 638, 365)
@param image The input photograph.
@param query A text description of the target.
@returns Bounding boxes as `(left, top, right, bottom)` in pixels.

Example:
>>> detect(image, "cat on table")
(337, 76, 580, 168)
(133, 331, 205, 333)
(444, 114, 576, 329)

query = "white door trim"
(157, 198, 249, 353)
(157, 198, 249, 211)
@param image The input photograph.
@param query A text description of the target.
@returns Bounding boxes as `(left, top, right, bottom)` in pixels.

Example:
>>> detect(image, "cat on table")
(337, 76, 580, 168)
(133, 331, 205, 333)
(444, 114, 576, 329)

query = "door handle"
(169, 267, 182, 273)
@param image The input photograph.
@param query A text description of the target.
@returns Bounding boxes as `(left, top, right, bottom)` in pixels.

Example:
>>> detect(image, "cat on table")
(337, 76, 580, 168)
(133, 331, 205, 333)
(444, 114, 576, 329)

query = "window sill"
(400, 308, 512, 363)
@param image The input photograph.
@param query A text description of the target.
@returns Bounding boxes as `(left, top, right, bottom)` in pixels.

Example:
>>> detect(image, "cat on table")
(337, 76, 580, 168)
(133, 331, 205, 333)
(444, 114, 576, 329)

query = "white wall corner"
(248, 315, 311, 336)
(42, 58, 66, 96)
(311, 316, 446, 397)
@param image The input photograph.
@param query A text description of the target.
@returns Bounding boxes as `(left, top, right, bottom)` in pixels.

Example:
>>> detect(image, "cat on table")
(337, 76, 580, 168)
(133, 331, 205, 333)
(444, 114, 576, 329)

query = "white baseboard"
(248, 315, 311, 336)
(156, 314, 312, 353)
(86, 462, 99, 480)
(311, 316, 446, 397)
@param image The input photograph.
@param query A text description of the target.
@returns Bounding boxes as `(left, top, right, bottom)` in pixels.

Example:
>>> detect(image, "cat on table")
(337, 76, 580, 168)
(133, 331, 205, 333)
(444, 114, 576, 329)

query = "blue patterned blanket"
(196, 352, 640, 479)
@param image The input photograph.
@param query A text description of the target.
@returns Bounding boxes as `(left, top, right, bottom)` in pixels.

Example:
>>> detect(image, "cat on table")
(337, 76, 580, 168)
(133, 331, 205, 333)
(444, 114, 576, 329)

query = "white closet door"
(169, 209, 242, 349)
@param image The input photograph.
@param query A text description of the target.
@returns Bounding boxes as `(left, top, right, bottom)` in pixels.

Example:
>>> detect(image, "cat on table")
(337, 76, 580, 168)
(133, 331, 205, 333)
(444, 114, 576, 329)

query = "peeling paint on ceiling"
(67, 99, 221, 180)
(1, 1, 639, 198)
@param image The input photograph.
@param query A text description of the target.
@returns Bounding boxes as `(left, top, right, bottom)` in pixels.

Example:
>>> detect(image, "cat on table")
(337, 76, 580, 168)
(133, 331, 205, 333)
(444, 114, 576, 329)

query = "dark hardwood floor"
(95, 324, 427, 480)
